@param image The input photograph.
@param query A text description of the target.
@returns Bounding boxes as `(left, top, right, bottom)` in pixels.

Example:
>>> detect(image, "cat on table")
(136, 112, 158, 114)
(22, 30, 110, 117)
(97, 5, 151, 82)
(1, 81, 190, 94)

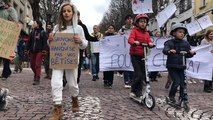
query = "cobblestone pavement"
(0, 68, 212, 120)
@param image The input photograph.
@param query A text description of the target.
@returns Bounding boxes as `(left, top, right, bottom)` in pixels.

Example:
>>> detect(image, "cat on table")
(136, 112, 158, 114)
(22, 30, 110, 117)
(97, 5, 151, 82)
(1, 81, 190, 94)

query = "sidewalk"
(0, 67, 212, 120)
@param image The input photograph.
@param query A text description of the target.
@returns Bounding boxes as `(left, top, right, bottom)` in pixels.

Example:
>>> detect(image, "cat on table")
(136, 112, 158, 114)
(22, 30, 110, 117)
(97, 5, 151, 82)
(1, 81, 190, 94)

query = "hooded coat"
(52, 3, 88, 59)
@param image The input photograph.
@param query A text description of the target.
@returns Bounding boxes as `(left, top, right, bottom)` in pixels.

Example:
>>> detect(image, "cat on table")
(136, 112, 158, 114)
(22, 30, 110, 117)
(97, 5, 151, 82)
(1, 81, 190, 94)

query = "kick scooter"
(166, 51, 191, 112)
(130, 43, 155, 110)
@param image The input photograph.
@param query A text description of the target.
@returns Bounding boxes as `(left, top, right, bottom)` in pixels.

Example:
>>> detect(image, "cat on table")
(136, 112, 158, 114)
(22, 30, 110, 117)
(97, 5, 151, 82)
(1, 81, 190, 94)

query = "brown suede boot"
(72, 97, 79, 112)
(49, 105, 63, 120)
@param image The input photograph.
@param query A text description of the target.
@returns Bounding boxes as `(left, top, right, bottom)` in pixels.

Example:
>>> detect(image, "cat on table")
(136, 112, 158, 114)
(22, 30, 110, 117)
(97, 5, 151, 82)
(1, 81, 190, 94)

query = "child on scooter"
(128, 14, 154, 97)
(163, 23, 196, 104)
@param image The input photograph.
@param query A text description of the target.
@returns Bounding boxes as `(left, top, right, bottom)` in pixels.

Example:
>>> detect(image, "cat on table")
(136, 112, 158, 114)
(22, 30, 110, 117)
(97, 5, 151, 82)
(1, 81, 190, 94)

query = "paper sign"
(90, 42, 100, 53)
(0, 18, 21, 59)
(132, 0, 153, 14)
(156, 3, 177, 27)
(50, 33, 78, 69)
(186, 21, 202, 36)
(197, 15, 213, 29)
(186, 15, 213, 35)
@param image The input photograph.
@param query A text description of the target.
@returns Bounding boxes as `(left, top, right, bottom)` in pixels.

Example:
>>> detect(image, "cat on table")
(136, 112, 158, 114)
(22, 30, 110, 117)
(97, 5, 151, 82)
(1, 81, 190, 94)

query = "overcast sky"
(72, 0, 110, 33)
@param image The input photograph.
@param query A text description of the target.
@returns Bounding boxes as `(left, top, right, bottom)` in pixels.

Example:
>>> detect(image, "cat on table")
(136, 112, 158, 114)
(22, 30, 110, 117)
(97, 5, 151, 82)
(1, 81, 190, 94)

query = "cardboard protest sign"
(0, 18, 21, 59)
(50, 33, 78, 69)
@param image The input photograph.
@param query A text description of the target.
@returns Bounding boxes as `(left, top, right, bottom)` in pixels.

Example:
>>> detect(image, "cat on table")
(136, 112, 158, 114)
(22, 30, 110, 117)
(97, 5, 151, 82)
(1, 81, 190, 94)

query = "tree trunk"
(29, 0, 40, 20)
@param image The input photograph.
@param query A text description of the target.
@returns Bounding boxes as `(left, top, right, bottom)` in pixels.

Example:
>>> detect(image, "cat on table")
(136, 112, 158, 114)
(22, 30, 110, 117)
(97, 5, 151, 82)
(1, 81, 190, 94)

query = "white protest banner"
(147, 37, 213, 80)
(186, 45, 213, 81)
(197, 15, 213, 29)
(99, 34, 133, 71)
(186, 20, 202, 36)
(156, 3, 177, 27)
(132, 0, 153, 14)
(147, 36, 171, 72)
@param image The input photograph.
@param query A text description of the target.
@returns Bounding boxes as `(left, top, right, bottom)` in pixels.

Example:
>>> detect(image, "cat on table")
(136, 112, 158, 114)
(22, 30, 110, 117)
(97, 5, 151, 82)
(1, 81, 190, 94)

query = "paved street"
(0, 67, 213, 120)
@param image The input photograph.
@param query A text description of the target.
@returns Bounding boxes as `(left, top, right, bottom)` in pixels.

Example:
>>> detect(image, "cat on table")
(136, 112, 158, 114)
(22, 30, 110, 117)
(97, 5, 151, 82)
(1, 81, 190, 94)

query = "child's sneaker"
(116, 72, 120, 77)
(92, 76, 96, 81)
(2, 77, 7, 80)
(95, 75, 99, 80)
(108, 85, 112, 89)
(168, 96, 176, 104)
(103, 81, 108, 87)
(124, 84, 131, 89)
(129, 92, 137, 97)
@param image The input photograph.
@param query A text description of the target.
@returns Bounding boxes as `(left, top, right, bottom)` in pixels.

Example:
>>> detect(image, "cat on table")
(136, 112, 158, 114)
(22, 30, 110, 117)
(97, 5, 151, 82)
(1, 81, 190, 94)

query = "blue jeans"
(91, 53, 99, 76)
(168, 68, 185, 99)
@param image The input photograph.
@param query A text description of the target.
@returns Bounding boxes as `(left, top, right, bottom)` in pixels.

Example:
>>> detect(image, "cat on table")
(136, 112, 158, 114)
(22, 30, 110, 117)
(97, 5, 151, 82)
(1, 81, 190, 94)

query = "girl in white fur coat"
(49, 2, 87, 120)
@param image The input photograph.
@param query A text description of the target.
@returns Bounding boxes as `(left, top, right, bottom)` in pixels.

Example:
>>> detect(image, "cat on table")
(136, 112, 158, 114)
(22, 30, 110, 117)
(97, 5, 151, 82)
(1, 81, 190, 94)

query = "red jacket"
(128, 27, 153, 57)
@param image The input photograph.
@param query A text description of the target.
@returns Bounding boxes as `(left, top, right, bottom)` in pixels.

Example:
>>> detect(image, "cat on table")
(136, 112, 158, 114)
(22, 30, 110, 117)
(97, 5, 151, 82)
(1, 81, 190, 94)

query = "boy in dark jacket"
(13, 34, 25, 73)
(163, 23, 196, 103)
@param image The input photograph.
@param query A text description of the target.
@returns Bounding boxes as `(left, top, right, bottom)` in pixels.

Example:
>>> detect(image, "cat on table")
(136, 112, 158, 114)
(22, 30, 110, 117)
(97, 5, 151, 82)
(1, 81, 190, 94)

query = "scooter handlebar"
(180, 51, 188, 55)
(141, 43, 156, 48)
(169, 50, 196, 55)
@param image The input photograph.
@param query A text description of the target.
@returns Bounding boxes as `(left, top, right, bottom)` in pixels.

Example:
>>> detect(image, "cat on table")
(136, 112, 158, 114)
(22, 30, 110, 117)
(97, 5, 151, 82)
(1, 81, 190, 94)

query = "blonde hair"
(57, 2, 78, 31)
(155, 31, 161, 36)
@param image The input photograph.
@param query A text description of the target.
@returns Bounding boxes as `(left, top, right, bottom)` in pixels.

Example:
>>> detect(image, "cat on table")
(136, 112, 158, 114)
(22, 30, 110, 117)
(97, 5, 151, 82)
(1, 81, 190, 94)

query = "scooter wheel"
(144, 94, 155, 110)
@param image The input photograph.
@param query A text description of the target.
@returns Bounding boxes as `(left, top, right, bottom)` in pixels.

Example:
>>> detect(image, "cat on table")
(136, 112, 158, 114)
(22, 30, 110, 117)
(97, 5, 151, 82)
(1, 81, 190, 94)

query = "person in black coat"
(77, 13, 99, 83)
(26, 20, 48, 85)
(103, 24, 117, 88)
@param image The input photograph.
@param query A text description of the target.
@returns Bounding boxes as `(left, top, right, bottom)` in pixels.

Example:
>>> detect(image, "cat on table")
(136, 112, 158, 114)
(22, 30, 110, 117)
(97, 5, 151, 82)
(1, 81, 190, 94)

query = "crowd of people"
(0, 1, 212, 120)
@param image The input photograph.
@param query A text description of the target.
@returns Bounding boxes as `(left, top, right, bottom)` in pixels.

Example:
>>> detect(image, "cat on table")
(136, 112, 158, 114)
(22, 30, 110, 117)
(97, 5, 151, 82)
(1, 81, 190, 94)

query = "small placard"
(50, 33, 79, 69)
